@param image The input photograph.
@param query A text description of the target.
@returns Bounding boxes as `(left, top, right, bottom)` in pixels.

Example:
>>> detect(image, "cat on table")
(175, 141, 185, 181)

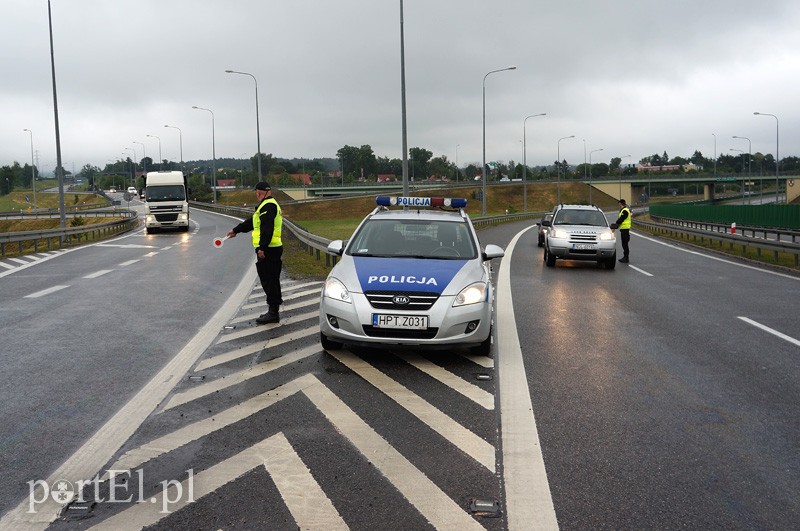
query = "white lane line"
(118, 259, 140, 267)
(0, 261, 15, 270)
(251, 280, 322, 294)
(210, 324, 320, 363)
(241, 296, 319, 313)
(9, 257, 30, 265)
(230, 308, 318, 327)
(163, 344, 320, 411)
(0, 268, 259, 530)
(25, 254, 42, 261)
(304, 374, 485, 530)
(25, 285, 70, 298)
(738, 316, 800, 347)
(628, 264, 653, 276)
(329, 349, 495, 473)
(634, 231, 800, 281)
(393, 352, 494, 410)
(93, 431, 347, 531)
(143, 251, 159, 257)
(249, 287, 321, 302)
(460, 353, 494, 368)
(104, 375, 314, 475)
(498, 226, 559, 530)
(83, 270, 113, 279)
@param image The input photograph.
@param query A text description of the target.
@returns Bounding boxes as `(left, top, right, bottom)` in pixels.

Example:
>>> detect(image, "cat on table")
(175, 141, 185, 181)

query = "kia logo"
(393, 295, 410, 305)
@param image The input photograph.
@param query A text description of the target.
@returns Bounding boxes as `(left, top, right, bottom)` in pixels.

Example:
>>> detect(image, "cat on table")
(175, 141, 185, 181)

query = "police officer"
(227, 181, 283, 324)
(614, 198, 631, 263)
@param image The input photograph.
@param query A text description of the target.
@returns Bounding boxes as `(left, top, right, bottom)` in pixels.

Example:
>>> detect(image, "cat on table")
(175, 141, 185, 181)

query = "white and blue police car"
(320, 196, 505, 356)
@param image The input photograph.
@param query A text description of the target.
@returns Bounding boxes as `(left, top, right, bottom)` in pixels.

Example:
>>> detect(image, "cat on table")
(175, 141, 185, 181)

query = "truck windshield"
(146, 185, 185, 202)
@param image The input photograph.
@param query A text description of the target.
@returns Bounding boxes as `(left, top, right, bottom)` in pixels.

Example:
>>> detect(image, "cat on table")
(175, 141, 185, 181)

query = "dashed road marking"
(25, 285, 70, 298)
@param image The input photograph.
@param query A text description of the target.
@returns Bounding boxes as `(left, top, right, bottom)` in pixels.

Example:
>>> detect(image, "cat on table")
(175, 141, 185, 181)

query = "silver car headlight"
(550, 228, 569, 239)
(453, 282, 487, 307)
(599, 231, 615, 240)
(324, 277, 351, 304)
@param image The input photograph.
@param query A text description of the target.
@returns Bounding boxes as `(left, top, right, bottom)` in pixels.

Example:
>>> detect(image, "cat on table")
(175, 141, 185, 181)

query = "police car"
(320, 196, 504, 356)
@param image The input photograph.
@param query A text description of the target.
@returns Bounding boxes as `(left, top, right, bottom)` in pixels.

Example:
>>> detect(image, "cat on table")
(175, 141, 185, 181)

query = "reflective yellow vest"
(252, 197, 283, 248)
(618, 207, 632, 229)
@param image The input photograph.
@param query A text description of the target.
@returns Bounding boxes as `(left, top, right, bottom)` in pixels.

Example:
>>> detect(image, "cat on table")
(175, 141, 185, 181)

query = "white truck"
(144, 171, 189, 233)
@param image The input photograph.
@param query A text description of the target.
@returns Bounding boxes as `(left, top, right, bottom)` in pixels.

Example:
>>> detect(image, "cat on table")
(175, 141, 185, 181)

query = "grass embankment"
(216, 182, 619, 280)
(0, 190, 106, 212)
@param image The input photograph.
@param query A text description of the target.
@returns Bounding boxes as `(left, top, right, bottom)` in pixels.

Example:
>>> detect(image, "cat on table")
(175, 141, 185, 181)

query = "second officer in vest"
(227, 181, 284, 324)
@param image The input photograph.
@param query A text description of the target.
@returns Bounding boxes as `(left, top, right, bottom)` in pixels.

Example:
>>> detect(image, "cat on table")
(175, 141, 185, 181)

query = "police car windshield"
(348, 219, 476, 259)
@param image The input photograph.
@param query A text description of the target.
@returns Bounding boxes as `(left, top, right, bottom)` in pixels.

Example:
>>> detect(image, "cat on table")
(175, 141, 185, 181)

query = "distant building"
(636, 162, 702, 172)
(287, 173, 312, 185)
(377, 174, 397, 183)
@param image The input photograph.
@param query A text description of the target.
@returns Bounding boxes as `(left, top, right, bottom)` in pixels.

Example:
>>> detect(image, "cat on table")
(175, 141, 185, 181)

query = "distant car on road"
(108, 187, 117, 193)
(127, 186, 138, 197)
(541, 204, 617, 269)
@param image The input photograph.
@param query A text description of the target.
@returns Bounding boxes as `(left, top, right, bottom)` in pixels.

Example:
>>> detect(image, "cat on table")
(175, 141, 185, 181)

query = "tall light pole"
(146, 134, 162, 170)
(482, 65, 517, 216)
(133, 141, 146, 176)
(712, 133, 717, 178)
(399, 0, 409, 196)
(47, 0, 66, 229)
(556, 135, 575, 204)
(193, 106, 217, 204)
(523, 113, 546, 212)
(732, 135, 751, 203)
(226, 69, 262, 181)
(23, 129, 36, 208)
(164, 124, 183, 173)
(754, 112, 780, 203)
(124, 147, 136, 186)
(588, 148, 603, 204)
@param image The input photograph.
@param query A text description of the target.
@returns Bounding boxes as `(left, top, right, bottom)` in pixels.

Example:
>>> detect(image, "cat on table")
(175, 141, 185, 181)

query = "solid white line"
(209, 324, 319, 362)
(9, 257, 29, 265)
(329, 349, 495, 473)
(303, 375, 485, 530)
(0, 268, 259, 529)
(83, 270, 113, 279)
(241, 296, 319, 313)
(24, 285, 69, 298)
(738, 316, 800, 347)
(498, 225, 559, 530)
(249, 287, 321, 301)
(460, 353, 495, 368)
(634, 231, 800, 281)
(393, 352, 494, 410)
(163, 344, 320, 410)
(229, 308, 318, 327)
(628, 264, 653, 276)
(0, 261, 14, 270)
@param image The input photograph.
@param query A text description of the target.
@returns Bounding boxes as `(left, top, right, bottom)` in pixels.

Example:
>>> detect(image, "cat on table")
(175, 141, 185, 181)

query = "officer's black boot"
(257, 305, 280, 324)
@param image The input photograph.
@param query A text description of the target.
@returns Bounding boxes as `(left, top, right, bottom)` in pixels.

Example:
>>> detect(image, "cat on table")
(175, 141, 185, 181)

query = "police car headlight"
(453, 282, 487, 307)
(324, 277, 351, 303)
(599, 231, 615, 240)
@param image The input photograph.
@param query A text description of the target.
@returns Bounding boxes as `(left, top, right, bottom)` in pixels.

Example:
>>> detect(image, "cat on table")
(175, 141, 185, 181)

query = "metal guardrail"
(0, 200, 114, 218)
(0, 211, 138, 258)
(637, 216, 800, 266)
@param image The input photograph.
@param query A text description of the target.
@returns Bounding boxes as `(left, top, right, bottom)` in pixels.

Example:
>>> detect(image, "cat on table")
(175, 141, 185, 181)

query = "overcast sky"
(2, 0, 799, 175)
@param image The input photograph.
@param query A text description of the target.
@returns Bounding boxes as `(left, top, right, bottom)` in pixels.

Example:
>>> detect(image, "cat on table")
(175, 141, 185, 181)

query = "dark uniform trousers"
(256, 246, 283, 308)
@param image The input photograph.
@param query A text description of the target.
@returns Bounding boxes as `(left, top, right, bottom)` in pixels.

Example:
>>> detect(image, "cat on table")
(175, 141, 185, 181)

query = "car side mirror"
(541, 220, 552, 227)
(327, 240, 345, 256)
(482, 244, 505, 261)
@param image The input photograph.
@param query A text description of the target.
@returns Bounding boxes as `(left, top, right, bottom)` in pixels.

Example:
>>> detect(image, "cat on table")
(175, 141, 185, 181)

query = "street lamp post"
(753, 112, 780, 203)
(482, 65, 516, 216)
(146, 134, 162, 170)
(164, 124, 183, 173)
(732, 135, 751, 203)
(226, 70, 261, 181)
(124, 147, 136, 186)
(523, 113, 546, 212)
(133, 141, 146, 176)
(193, 106, 217, 204)
(588, 148, 603, 203)
(556, 135, 575, 204)
(23, 129, 36, 208)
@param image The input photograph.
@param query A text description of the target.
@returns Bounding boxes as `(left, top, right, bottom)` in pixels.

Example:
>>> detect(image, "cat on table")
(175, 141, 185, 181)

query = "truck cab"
(144, 171, 189, 233)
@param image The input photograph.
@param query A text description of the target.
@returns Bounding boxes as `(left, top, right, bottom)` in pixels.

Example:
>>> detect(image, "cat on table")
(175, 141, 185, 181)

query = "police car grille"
(362, 326, 439, 339)
(365, 291, 439, 311)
